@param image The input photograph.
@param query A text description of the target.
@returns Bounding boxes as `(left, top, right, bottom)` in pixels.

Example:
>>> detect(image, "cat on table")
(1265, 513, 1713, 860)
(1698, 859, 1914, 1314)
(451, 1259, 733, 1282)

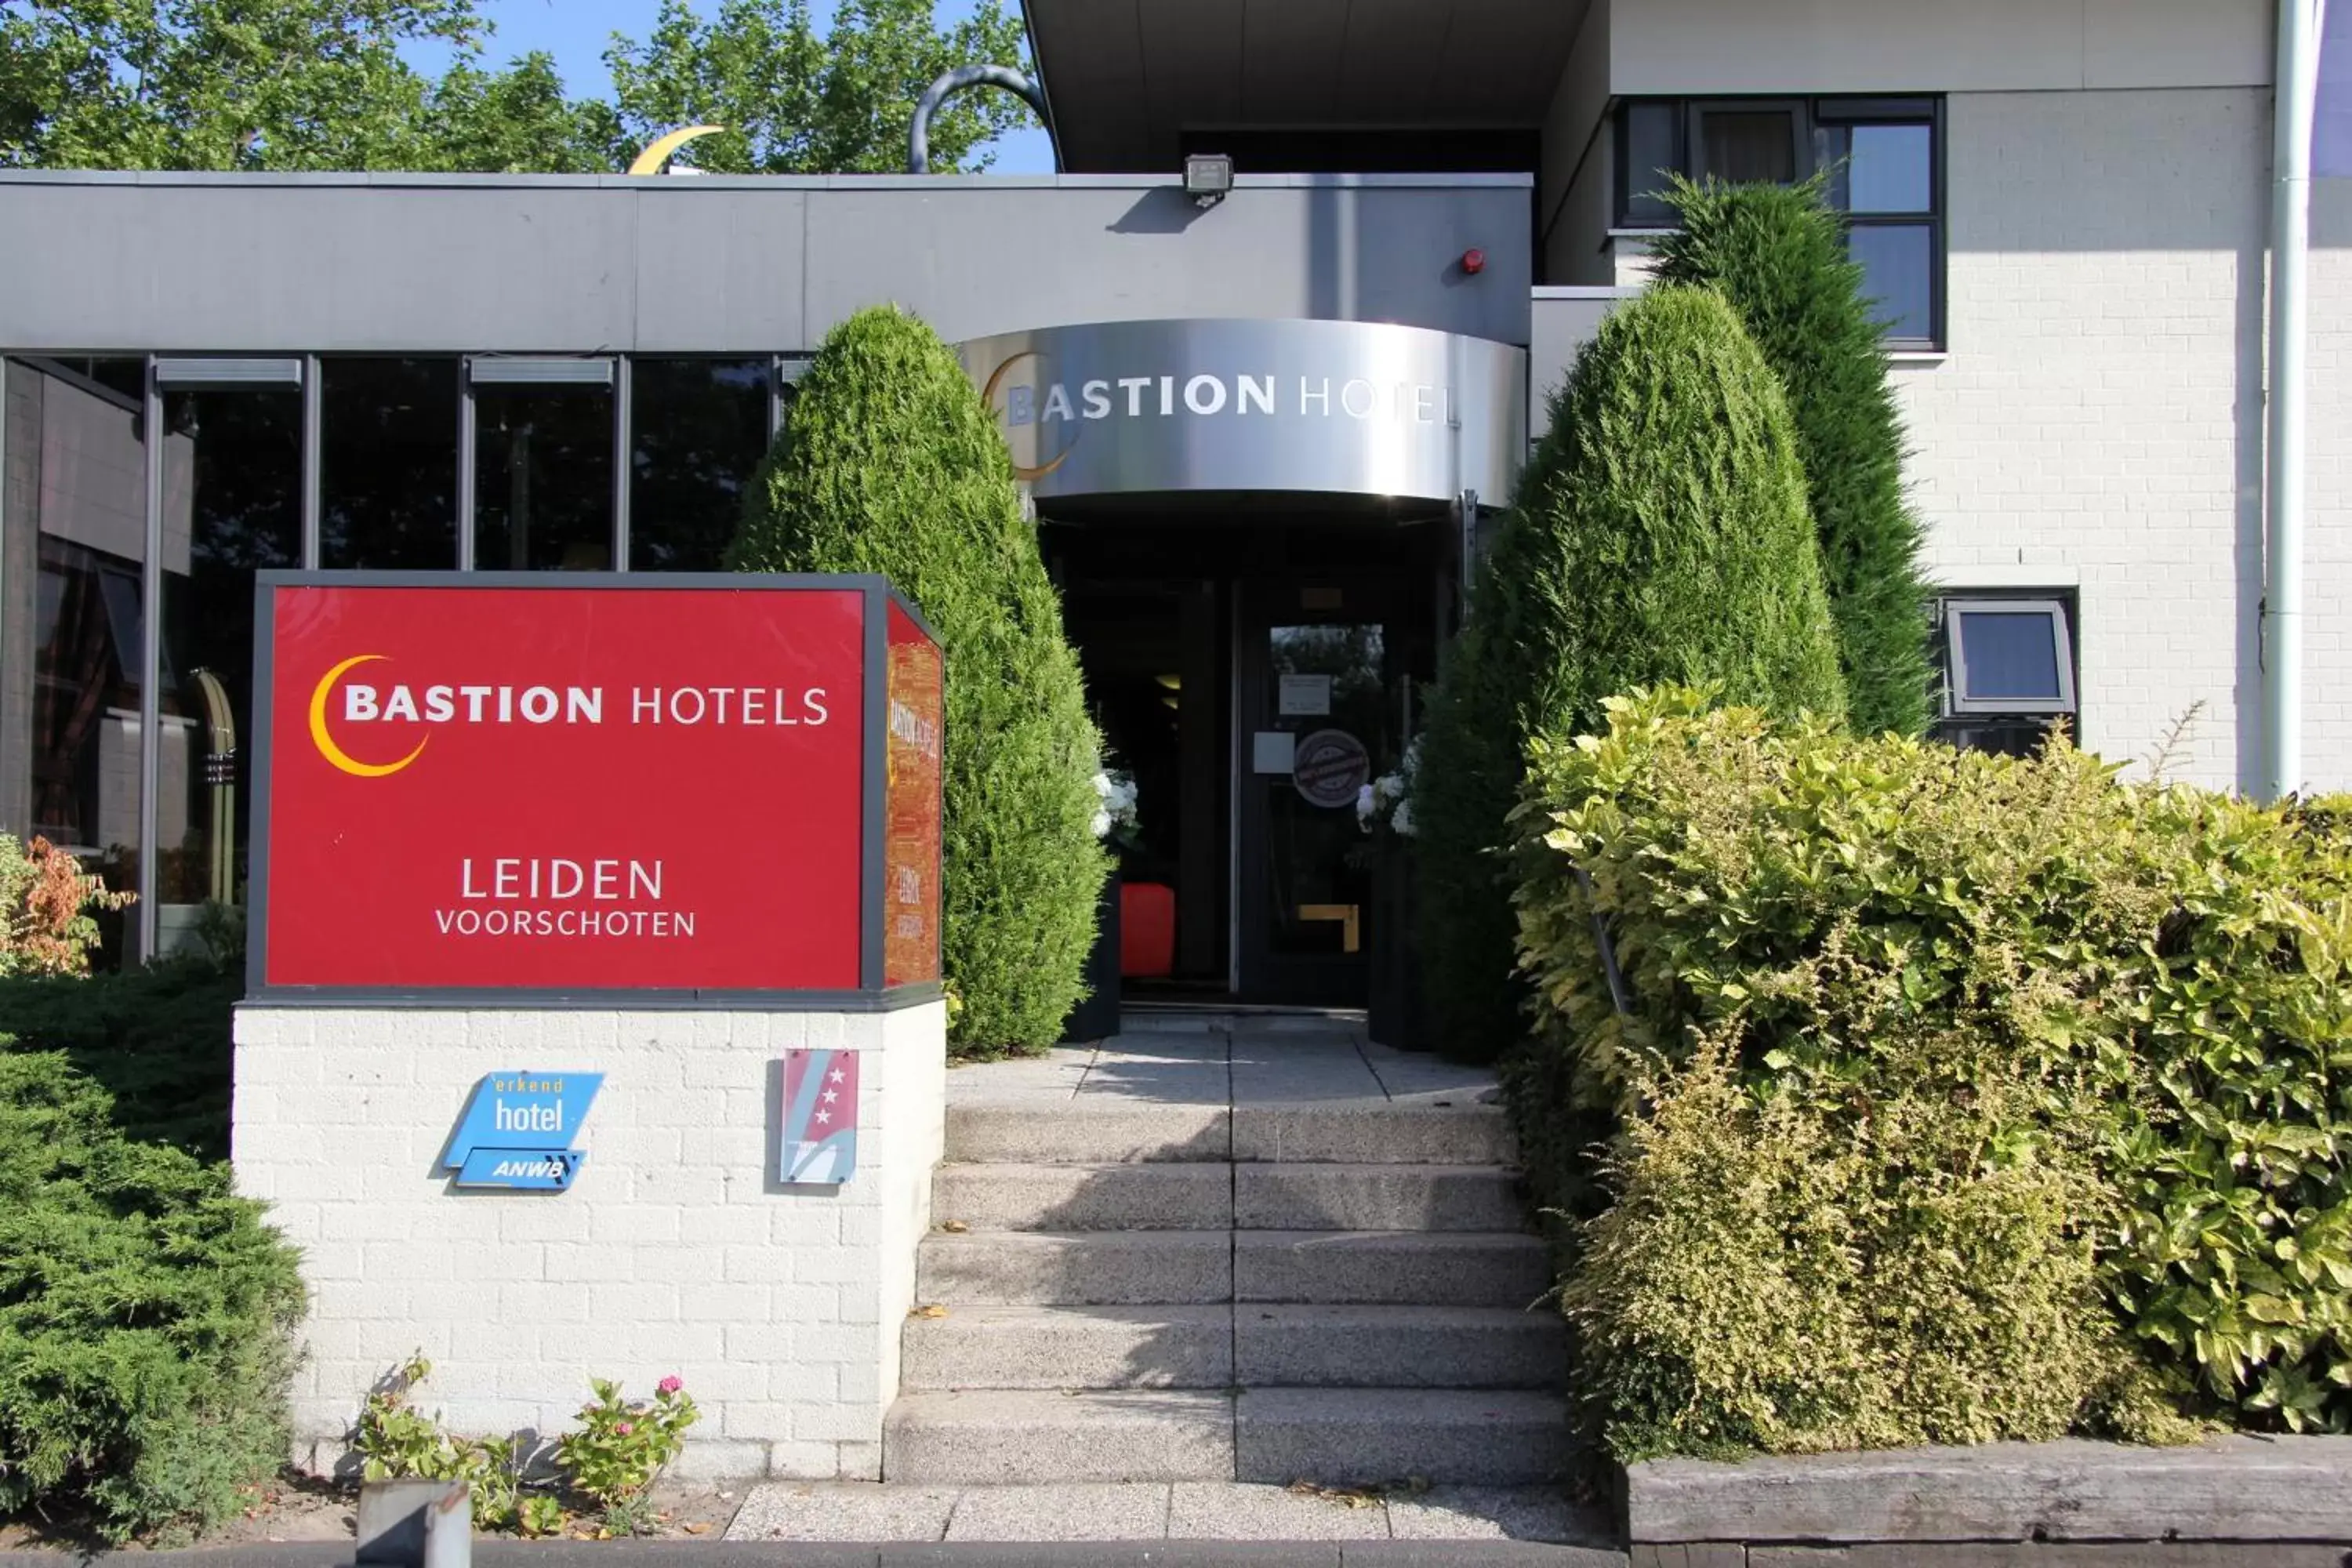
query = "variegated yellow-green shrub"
(1511, 687, 2352, 1453)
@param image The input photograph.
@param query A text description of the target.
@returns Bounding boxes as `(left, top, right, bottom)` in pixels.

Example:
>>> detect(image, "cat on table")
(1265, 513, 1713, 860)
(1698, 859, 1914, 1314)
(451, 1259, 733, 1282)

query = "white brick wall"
(231, 1001, 946, 1481)
(1897, 85, 2276, 787)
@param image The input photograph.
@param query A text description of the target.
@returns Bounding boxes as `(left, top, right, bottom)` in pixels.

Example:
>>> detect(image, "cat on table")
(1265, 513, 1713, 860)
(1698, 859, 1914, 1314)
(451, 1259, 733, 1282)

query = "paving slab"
(1235, 1164, 1525, 1232)
(728, 1481, 960, 1541)
(948, 1104, 1232, 1163)
(1234, 1305, 1565, 1388)
(1166, 1483, 1390, 1541)
(1383, 1487, 1595, 1544)
(918, 1229, 1233, 1305)
(944, 1484, 1174, 1541)
(885, 1390, 1236, 1484)
(1234, 1231, 1552, 1308)
(1232, 1105, 1515, 1165)
(1236, 1389, 1572, 1488)
(931, 1162, 1235, 1230)
(905, 1304, 1233, 1390)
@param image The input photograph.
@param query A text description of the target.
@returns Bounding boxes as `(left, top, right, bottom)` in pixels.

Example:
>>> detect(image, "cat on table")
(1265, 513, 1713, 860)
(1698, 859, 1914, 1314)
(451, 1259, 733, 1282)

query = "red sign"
(252, 575, 942, 997)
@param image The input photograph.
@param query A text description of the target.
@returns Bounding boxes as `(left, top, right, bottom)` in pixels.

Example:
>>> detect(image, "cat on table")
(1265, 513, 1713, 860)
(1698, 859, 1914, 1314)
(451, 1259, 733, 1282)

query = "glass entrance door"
(1234, 580, 1410, 1004)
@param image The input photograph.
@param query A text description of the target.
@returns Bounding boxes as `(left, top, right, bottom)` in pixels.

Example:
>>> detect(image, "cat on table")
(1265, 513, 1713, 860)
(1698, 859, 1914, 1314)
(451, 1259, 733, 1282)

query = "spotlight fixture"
(1183, 152, 1233, 208)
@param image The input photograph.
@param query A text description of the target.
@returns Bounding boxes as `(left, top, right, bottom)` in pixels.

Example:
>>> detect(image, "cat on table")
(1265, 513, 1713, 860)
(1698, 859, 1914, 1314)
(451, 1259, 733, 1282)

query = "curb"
(0, 1543, 1628, 1568)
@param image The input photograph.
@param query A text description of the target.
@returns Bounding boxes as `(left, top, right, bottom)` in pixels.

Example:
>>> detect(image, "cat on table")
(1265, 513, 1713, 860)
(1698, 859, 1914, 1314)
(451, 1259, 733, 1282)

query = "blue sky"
(404, 0, 1056, 172)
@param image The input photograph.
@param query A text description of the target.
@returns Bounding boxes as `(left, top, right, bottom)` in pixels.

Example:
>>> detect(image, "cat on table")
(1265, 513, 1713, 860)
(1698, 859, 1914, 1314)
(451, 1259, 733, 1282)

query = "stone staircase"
(882, 1097, 1570, 1486)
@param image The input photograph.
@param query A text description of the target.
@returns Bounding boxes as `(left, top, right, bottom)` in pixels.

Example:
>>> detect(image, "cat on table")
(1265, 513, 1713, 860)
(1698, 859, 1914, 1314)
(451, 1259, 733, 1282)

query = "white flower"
(1389, 799, 1414, 837)
(1356, 783, 1377, 829)
(1091, 809, 1113, 839)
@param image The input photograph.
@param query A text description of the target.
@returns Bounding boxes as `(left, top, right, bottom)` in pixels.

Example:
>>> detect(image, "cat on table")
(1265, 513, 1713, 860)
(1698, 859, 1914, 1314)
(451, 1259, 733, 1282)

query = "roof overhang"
(1023, 0, 1592, 172)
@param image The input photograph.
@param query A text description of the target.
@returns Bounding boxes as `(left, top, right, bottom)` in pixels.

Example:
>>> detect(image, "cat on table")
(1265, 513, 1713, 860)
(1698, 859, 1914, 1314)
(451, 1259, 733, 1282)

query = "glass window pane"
(158, 386, 302, 954)
(474, 383, 614, 571)
(5, 359, 149, 966)
(1847, 123, 1932, 212)
(630, 358, 771, 572)
(1849, 223, 1934, 340)
(1621, 101, 1680, 223)
(1698, 108, 1796, 183)
(321, 358, 459, 570)
(1958, 611, 2065, 702)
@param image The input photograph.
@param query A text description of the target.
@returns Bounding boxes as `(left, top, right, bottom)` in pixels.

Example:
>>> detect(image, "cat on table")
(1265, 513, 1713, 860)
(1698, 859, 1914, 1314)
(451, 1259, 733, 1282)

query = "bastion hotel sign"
(247, 572, 943, 1000)
(960, 317, 1529, 504)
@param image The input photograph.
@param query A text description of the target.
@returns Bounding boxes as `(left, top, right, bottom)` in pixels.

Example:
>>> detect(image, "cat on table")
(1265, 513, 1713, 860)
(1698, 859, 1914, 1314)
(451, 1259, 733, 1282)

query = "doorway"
(1046, 513, 1448, 1007)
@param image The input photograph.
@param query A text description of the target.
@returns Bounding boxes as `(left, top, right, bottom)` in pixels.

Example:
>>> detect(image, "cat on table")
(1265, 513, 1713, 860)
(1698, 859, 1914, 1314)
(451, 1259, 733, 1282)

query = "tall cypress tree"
(730, 306, 1105, 1053)
(1650, 175, 1936, 738)
(1413, 285, 1847, 1062)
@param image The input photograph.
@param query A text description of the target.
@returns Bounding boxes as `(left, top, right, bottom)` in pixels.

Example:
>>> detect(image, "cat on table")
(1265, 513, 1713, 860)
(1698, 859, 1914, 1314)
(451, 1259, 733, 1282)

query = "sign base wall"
(231, 1000, 946, 1480)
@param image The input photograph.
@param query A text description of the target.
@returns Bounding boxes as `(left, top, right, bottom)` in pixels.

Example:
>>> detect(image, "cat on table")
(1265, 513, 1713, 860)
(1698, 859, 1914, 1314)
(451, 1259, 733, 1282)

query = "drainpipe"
(907, 65, 1051, 174)
(2265, 0, 2325, 800)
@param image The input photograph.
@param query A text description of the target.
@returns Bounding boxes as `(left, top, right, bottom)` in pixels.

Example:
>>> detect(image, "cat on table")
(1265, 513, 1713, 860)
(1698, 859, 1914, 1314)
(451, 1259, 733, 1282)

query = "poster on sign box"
(245, 572, 942, 1000)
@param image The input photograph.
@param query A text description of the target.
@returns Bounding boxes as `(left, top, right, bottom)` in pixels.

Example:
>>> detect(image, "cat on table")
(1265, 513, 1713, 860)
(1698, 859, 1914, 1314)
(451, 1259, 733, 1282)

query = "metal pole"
(300, 354, 321, 568)
(456, 362, 476, 572)
(612, 357, 632, 572)
(2265, 0, 2324, 800)
(137, 362, 163, 960)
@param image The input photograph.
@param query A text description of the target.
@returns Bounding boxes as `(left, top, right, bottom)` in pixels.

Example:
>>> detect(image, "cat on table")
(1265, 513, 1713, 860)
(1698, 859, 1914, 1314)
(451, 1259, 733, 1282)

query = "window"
(469, 358, 616, 572)
(629, 358, 772, 572)
(1933, 593, 2077, 755)
(321, 358, 459, 569)
(1616, 96, 1944, 347)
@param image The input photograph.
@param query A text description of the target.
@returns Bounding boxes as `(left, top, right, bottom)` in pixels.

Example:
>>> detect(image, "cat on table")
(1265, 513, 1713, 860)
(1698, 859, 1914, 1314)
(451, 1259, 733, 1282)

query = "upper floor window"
(1617, 96, 1943, 348)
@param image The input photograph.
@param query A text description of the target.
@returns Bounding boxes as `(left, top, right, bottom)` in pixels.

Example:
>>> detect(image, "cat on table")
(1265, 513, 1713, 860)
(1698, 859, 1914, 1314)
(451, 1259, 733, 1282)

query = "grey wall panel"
(632, 187, 808, 351)
(0, 175, 1533, 354)
(1529, 289, 1633, 412)
(798, 183, 1531, 346)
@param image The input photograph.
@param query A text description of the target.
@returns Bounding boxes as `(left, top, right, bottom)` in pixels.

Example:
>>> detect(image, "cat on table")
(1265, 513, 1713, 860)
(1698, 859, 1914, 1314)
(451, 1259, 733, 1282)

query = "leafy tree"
(1412, 285, 1846, 1062)
(730, 306, 1105, 1054)
(1, 0, 1036, 175)
(1650, 176, 1936, 738)
(608, 0, 1034, 175)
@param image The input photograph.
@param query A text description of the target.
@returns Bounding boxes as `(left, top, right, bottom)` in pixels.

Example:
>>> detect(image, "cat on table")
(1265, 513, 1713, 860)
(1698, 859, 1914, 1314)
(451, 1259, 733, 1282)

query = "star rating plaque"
(780, 1048, 859, 1185)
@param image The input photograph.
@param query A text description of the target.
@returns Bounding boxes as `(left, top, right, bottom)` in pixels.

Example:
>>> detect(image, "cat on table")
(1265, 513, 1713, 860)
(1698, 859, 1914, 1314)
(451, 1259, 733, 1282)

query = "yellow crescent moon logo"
(308, 655, 428, 779)
(981, 351, 1076, 482)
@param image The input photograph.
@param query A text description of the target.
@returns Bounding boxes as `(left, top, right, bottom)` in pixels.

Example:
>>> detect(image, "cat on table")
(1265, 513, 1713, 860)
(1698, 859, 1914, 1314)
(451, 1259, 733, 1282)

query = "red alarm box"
(1120, 881, 1176, 978)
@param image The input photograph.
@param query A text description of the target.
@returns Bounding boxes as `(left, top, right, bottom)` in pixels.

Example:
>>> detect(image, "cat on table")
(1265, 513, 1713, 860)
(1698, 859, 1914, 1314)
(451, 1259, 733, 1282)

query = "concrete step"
(902, 1304, 1232, 1391)
(1234, 1388, 1571, 1487)
(1235, 1163, 1525, 1232)
(884, 1390, 1234, 1484)
(917, 1229, 1232, 1305)
(1231, 1104, 1516, 1166)
(1233, 1305, 1566, 1389)
(1235, 1231, 1552, 1308)
(931, 1162, 1233, 1231)
(946, 1104, 1230, 1164)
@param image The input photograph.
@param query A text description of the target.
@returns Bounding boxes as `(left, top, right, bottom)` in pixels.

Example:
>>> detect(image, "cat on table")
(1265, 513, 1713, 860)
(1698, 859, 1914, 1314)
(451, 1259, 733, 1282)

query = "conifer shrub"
(1512, 687, 2352, 1452)
(1412, 285, 1846, 1062)
(0, 1051, 305, 1542)
(1651, 176, 1936, 738)
(730, 306, 1105, 1053)
(0, 959, 241, 1156)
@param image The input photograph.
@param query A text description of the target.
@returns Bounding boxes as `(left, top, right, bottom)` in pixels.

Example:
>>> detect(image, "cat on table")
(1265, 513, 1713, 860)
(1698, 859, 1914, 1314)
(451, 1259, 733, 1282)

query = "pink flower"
(657, 1377, 683, 1395)
(614, 1421, 633, 1436)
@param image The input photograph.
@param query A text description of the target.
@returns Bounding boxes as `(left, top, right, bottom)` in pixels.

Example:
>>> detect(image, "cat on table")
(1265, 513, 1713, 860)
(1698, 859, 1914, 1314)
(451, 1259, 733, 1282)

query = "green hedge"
(1652, 177, 1936, 738)
(1413, 285, 1846, 1062)
(0, 960, 241, 1158)
(1512, 688, 2352, 1454)
(731, 305, 1105, 1053)
(0, 1051, 304, 1543)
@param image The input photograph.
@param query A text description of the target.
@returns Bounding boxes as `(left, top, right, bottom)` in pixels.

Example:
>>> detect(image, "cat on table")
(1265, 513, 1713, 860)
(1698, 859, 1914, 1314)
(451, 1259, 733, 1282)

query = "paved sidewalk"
(948, 1012, 1501, 1109)
(727, 1482, 1607, 1547)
